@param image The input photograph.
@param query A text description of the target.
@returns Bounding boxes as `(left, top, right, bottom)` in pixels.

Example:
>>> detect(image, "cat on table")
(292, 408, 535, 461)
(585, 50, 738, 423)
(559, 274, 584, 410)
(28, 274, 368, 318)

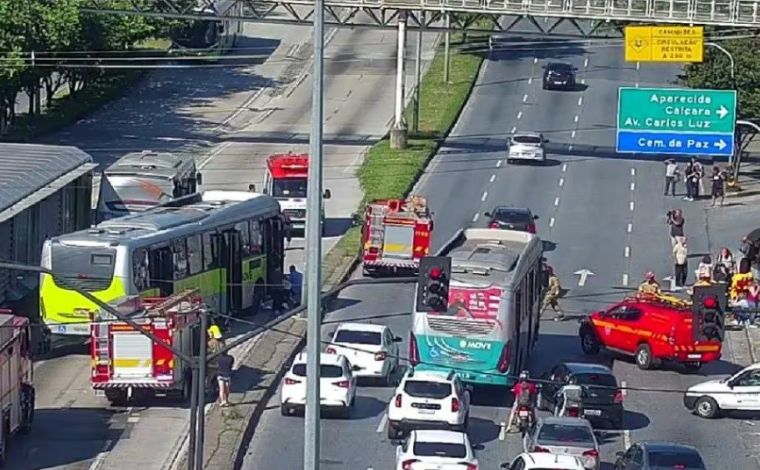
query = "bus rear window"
(51, 245, 116, 292)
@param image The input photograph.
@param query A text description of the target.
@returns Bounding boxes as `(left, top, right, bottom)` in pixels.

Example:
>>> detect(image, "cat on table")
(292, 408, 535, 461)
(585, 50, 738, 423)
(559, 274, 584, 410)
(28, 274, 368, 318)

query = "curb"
(727, 188, 760, 198)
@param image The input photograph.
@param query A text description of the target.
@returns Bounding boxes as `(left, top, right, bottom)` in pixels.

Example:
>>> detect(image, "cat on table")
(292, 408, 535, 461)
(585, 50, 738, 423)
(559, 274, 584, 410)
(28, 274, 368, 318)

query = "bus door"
(265, 217, 285, 292)
(149, 246, 174, 297)
(223, 229, 243, 313)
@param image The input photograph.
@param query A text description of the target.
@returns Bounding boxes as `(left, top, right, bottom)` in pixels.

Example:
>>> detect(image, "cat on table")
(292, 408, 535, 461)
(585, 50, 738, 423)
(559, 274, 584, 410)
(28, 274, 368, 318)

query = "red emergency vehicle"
(578, 293, 721, 371)
(90, 290, 216, 406)
(361, 196, 434, 276)
(0, 311, 34, 466)
(255, 153, 331, 232)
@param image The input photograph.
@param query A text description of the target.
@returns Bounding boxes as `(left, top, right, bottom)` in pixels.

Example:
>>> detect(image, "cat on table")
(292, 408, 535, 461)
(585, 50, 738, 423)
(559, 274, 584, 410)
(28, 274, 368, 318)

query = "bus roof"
(104, 151, 195, 179)
(448, 228, 541, 287)
(50, 191, 280, 248)
(267, 153, 309, 179)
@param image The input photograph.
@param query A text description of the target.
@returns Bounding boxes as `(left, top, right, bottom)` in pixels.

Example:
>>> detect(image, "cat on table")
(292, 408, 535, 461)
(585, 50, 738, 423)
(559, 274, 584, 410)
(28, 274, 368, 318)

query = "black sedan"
(614, 441, 706, 469)
(484, 207, 538, 233)
(543, 62, 577, 90)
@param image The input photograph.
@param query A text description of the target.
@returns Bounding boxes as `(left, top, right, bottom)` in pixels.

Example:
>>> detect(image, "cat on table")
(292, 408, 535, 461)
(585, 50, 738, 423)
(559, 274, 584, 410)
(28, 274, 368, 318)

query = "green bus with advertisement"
(40, 190, 287, 337)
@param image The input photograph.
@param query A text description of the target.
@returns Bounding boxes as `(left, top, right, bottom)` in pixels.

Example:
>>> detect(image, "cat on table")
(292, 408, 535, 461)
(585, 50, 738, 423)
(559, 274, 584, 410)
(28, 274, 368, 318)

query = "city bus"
(40, 191, 287, 336)
(409, 228, 544, 387)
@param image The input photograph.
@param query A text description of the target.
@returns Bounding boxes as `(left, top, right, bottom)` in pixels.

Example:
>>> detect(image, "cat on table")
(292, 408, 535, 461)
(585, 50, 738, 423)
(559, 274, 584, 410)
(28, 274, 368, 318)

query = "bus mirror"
(262, 187, 268, 195)
(323, 189, 332, 199)
(195, 172, 203, 185)
(248, 184, 256, 192)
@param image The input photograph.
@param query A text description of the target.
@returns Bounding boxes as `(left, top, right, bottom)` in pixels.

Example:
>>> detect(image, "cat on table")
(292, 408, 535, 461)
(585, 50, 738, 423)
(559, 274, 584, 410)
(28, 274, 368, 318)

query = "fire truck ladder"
(93, 323, 111, 365)
(368, 205, 387, 248)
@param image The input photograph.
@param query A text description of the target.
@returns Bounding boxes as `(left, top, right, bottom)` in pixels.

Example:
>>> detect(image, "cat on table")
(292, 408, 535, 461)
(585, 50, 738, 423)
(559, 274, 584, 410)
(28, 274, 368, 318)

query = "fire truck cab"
(90, 290, 217, 406)
(579, 293, 721, 371)
(251, 153, 331, 233)
(0, 311, 34, 466)
(361, 196, 433, 276)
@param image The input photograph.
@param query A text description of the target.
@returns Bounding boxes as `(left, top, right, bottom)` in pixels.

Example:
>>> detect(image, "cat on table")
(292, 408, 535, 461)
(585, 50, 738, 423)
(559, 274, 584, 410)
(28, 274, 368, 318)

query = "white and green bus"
(40, 191, 287, 336)
(409, 228, 544, 387)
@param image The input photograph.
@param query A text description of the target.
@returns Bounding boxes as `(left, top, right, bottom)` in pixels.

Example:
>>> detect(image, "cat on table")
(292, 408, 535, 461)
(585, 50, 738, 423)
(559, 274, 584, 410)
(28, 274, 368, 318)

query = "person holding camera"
(667, 209, 685, 248)
(711, 166, 727, 207)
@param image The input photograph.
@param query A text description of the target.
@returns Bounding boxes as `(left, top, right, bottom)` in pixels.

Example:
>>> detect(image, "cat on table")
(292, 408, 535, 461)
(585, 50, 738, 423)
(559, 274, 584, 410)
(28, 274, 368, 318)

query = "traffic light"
(415, 256, 452, 313)
(692, 284, 727, 342)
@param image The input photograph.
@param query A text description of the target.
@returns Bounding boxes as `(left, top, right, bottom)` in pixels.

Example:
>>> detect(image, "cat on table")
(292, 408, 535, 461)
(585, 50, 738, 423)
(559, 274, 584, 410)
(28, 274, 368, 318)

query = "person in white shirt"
(664, 160, 679, 196)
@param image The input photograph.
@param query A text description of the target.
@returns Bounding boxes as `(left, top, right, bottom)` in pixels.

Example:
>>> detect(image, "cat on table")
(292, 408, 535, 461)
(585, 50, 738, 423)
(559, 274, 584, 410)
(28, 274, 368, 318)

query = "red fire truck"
(361, 196, 434, 276)
(90, 290, 217, 406)
(252, 152, 331, 233)
(0, 311, 34, 466)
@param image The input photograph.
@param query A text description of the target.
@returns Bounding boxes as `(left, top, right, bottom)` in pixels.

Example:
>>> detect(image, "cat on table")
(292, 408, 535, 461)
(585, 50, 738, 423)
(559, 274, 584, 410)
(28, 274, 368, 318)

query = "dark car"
(537, 362, 624, 428)
(484, 207, 538, 233)
(614, 441, 706, 469)
(543, 62, 577, 90)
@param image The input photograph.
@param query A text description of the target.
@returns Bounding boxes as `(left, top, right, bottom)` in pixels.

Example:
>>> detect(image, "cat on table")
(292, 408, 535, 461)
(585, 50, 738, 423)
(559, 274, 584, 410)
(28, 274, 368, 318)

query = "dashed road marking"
(630, 168, 636, 176)
(490, 174, 496, 183)
(577, 97, 583, 106)
(636, 62, 640, 70)
(627, 223, 633, 233)
(559, 178, 564, 187)
(528, 77, 533, 84)
(621, 380, 631, 449)
(584, 57, 589, 68)
(630, 182, 635, 191)
(472, 213, 479, 223)
(496, 159, 503, 168)
(571, 130, 576, 139)
(629, 201, 635, 211)
(517, 111, 523, 119)
(523, 94, 528, 102)
(511, 126, 517, 134)
(534, 57, 538, 64)
(481, 191, 488, 202)
(581, 78, 586, 85)
(573, 115, 579, 123)
(635, 82, 640, 88)
(568, 144, 573, 151)
(549, 217, 555, 228)
(562, 164, 568, 172)
(554, 197, 560, 206)
(622, 274, 629, 286)
(376, 413, 388, 433)
(625, 246, 630, 258)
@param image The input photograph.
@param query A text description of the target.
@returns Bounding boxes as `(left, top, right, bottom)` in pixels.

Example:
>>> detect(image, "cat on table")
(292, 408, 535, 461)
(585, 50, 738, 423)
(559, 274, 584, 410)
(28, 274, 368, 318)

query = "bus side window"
(525, 269, 535, 312)
(187, 235, 203, 275)
(132, 248, 150, 291)
(249, 220, 264, 256)
(172, 238, 189, 280)
(237, 222, 251, 258)
(202, 232, 216, 270)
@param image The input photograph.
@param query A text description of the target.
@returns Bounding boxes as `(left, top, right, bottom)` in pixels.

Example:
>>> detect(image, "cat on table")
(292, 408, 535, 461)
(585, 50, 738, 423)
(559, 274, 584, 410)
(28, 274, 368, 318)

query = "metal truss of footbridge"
(82, 0, 760, 37)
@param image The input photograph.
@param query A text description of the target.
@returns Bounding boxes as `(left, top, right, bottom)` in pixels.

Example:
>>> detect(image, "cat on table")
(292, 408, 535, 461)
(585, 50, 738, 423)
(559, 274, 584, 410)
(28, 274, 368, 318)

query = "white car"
(684, 361, 760, 418)
(507, 132, 547, 164)
(325, 322, 401, 385)
(395, 429, 479, 470)
(387, 369, 471, 439)
(501, 452, 586, 470)
(280, 352, 358, 418)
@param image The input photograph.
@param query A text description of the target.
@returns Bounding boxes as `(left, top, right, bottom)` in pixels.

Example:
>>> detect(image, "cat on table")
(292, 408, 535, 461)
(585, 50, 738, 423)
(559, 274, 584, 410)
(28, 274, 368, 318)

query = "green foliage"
(681, 39, 760, 118)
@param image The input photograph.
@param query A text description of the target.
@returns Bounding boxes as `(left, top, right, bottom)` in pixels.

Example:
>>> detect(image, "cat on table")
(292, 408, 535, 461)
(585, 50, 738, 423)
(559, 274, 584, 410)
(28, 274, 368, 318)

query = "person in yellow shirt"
(542, 266, 565, 322)
(207, 320, 223, 353)
(638, 272, 662, 295)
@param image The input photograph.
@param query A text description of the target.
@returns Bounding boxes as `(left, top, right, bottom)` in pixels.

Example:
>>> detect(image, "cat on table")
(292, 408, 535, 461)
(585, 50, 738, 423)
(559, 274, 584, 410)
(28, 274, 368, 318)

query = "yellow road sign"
(625, 26, 704, 63)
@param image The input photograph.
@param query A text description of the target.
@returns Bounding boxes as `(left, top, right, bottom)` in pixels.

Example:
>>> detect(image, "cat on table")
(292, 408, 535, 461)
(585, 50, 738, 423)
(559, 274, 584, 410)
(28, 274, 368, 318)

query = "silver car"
(522, 416, 600, 470)
(507, 132, 547, 164)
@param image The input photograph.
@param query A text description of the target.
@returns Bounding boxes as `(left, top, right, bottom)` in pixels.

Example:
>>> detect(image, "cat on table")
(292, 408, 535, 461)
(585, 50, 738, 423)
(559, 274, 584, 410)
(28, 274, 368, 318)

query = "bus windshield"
(51, 245, 116, 292)
(101, 175, 174, 213)
(271, 178, 307, 198)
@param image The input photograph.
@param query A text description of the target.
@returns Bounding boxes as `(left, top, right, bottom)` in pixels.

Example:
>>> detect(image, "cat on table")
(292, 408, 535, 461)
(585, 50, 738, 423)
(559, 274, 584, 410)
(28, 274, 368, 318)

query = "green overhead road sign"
(618, 88, 737, 134)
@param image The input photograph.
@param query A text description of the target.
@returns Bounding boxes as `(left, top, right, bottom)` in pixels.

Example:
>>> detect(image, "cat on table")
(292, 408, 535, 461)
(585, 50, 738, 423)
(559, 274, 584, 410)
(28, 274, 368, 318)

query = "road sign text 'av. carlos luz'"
(616, 87, 737, 157)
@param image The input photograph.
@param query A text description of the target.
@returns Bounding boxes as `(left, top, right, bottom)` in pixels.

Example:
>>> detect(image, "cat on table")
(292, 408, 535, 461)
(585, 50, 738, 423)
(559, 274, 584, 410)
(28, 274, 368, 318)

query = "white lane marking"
(499, 422, 507, 441)
(481, 191, 488, 202)
(629, 201, 635, 211)
(549, 217, 555, 228)
(88, 440, 113, 470)
(630, 168, 636, 176)
(523, 93, 528, 102)
(559, 178, 564, 187)
(198, 141, 231, 170)
(517, 111, 523, 119)
(573, 115, 579, 123)
(534, 57, 538, 64)
(490, 174, 496, 183)
(511, 126, 517, 134)
(562, 164, 568, 172)
(635, 82, 640, 88)
(636, 61, 640, 70)
(625, 246, 630, 258)
(621, 381, 628, 397)
(622, 274, 629, 286)
(578, 97, 583, 106)
(621, 380, 631, 448)
(528, 77, 533, 84)
(472, 212, 480, 223)
(376, 413, 388, 433)
(630, 182, 635, 191)
(627, 223, 633, 233)
(554, 197, 560, 206)
(571, 130, 576, 139)
(584, 57, 589, 68)
(568, 144, 573, 151)
(581, 78, 586, 85)
(496, 159, 503, 168)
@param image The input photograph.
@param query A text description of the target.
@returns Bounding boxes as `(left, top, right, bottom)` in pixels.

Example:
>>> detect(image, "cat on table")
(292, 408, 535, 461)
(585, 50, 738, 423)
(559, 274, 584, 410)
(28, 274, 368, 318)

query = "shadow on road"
(467, 416, 502, 445)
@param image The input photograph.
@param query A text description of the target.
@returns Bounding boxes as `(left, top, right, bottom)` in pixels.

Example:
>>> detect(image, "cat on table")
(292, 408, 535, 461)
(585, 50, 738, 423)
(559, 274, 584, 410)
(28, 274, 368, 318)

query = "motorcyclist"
(638, 271, 662, 295)
(554, 381, 585, 417)
(506, 370, 538, 433)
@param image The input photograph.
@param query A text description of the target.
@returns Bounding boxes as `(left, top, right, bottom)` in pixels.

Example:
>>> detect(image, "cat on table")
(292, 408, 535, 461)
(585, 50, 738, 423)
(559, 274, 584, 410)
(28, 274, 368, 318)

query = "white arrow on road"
(714, 139, 727, 151)
(662, 275, 677, 292)
(574, 269, 596, 287)
(717, 105, 729, 119)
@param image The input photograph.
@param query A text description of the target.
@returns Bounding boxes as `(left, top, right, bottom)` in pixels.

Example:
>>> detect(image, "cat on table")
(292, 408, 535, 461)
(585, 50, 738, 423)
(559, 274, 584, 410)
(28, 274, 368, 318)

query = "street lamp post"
(705, 42, 735, 85)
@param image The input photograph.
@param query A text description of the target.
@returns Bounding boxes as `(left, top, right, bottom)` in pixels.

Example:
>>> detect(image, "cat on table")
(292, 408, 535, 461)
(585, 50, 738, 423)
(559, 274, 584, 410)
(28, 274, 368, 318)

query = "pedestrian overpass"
(82, 0, 760, 35)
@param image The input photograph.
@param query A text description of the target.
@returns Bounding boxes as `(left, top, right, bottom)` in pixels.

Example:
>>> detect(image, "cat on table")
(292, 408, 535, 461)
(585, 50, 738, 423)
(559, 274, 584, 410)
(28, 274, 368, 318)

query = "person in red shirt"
(506, 370, 538, 433)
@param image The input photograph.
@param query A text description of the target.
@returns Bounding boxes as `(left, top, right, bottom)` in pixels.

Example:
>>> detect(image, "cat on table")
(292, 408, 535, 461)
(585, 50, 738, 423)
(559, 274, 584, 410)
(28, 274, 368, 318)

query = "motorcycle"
(516, 403, 536, 435)
(554, 384, 585, 419)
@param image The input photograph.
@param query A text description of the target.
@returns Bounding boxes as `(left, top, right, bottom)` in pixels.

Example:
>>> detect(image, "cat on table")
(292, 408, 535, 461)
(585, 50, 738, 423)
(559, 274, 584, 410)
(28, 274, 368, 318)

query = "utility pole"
(187, 366, 199, 470)
(194, 310, 208, 470)
(443, 14, 451, 83)
(412, 11, 425, 134)
(390, 12, 408, 149)
(304, 0, 325, 467)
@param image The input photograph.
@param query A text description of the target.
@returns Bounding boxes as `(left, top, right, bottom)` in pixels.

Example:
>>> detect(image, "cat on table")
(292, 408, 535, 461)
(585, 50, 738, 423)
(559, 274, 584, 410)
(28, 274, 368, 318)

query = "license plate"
(518, 410, 529, 417)
(585, 409, 601, 416)
(419, 409, 435, 415)
(688, 354, 701, 359)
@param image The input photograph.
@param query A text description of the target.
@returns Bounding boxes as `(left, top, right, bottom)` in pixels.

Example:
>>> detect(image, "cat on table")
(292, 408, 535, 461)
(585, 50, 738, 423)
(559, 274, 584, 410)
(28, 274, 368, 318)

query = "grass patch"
(321, 29, 489, 286)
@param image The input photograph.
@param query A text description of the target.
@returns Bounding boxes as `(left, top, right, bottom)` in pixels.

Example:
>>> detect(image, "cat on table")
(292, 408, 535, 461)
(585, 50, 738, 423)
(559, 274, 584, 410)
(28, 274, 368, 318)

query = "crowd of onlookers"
(664, 158, 729, 206)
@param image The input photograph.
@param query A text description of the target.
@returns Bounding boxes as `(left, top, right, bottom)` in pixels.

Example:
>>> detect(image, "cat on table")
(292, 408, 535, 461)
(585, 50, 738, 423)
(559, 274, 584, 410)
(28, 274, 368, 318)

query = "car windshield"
(403, 380, 452, 399)
(334, 330, 382, 345)
(292, 364, 343, 378)
(412, 442, 467, 458)
(513, 135, 542, 145)
(272, 177, 307, 198)
(648, 450, 705, 469)
(537, 423, 595, 444)
(494, 210, 530, 223)
(573, 373, 617, 388)
(549, 64, 572, 73)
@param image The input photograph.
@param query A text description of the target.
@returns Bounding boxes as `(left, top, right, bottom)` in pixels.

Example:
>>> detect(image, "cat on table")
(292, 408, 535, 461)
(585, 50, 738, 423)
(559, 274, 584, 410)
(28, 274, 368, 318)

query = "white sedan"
(507, 132, 547, 164)
(326, 322, 401, 385)
(280, 352, 358, 418)
(396, 429, 480, 470)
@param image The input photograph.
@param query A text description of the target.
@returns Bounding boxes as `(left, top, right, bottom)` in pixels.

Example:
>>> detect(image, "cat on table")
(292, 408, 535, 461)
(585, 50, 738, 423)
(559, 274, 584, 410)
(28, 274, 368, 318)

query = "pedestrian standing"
(684, 160, 698, 201)
(672, 237, 688, 287)
(216, 351, 234, 407)
(288, 265, 303, 307)
(694, 158, 705, 199)
(710, 166, 726, 207)
(664, 159, 679, 196)
(717, 247, 737, 275)
(696, 255, 713, 282)
(667, 209, 685, 247)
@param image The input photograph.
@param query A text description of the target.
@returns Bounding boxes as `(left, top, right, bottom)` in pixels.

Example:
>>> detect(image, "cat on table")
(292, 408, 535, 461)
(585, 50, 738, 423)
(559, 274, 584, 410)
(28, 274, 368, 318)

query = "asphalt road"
(242, 28, 760, 470)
